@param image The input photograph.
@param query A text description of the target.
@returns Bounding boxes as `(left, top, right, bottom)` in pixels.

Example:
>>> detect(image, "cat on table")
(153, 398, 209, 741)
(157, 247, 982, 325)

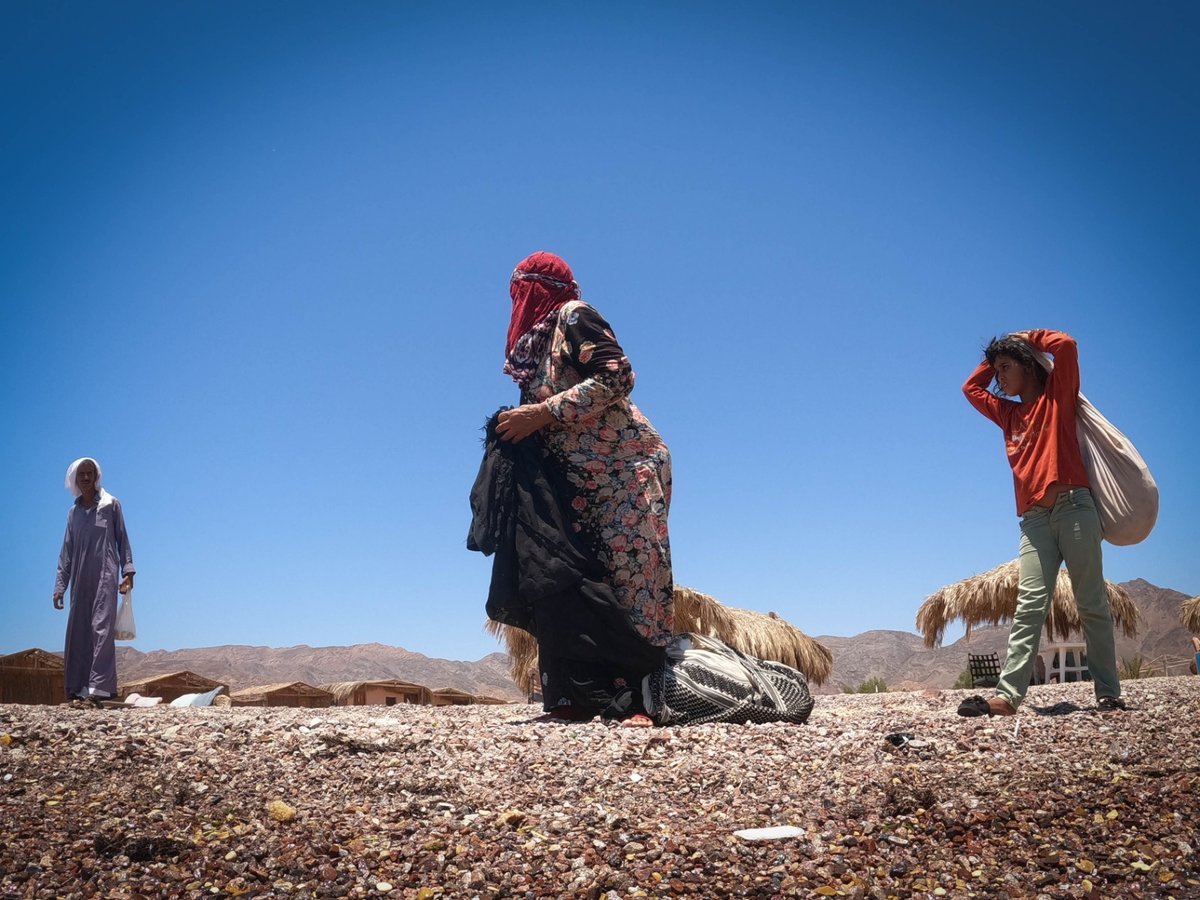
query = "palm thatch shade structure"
(0, 648, 65, 705)
(1182, 595, 1200, 634)
(673, 587, 833, 683)
(485, 585, 834, 696)
(915, 559, 1141, 649)
(229, 681, 333, 708)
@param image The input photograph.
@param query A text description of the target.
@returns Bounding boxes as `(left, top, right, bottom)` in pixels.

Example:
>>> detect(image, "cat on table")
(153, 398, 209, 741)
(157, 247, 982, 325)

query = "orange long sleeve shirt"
(963, 329, 1091, 516)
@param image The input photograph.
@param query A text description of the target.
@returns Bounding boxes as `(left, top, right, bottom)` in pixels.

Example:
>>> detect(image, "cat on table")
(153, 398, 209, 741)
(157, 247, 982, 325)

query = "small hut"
(1182, 595, 1200, 634)
(0, 649, 66, 705)
(472, 694, 512, 705)
(320, 680, 432, 707)
(430, 688, 476, 706)
(915, 559, 1141, 648)
(485, 585, 834, 696)
(229, 682, 333, 708)
(118, 671, 229, 704)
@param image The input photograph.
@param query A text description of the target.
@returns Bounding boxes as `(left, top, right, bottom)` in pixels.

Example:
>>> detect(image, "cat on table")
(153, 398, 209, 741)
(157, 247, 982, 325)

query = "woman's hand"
(53, 592, 64, 610)
(119, 574, 134, 595)
(497, 403, 555, 443)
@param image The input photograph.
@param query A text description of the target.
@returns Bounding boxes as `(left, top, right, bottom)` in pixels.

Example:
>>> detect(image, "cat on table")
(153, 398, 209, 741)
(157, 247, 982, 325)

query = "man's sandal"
(957, 695, 1017, 717)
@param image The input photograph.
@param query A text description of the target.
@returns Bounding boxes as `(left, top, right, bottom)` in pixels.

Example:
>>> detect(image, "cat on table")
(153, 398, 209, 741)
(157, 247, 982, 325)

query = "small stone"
(267, 799, 297, 822)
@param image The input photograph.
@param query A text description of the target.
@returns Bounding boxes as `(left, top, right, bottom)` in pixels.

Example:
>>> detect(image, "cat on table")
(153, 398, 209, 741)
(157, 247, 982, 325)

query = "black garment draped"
(467, 410, 665, 717)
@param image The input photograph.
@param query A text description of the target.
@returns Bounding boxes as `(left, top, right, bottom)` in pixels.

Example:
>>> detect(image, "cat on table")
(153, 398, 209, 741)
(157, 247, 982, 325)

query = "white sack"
(1024, 343, 1158, 545)
(1072, 396, 1158, 544)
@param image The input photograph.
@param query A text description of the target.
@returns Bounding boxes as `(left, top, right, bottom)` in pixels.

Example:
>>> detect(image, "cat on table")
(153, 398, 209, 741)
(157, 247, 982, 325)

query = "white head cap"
(64, 457, 103, 497)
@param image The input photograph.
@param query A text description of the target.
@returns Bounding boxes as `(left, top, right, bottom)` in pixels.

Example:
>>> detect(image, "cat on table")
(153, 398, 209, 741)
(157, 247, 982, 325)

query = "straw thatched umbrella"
(673, 587, 833, 684)
(915, 559, 1141, 649)
(485, 585, 833, 695)
(1182, 595, 1200, 634)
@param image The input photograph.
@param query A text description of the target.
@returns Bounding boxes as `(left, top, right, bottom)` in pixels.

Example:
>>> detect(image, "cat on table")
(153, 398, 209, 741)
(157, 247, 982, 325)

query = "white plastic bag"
(169, 686, 225, 708)
(1025, 343, 1158, 545)
(115, 590, 137, 641)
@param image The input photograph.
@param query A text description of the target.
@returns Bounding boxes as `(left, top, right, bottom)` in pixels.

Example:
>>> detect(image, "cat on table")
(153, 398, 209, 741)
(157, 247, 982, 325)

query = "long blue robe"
(53, 489, 135, 699)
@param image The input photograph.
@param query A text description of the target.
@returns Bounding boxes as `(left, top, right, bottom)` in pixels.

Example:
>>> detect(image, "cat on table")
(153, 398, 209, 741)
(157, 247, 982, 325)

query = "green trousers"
(996, 487, 1122, 708)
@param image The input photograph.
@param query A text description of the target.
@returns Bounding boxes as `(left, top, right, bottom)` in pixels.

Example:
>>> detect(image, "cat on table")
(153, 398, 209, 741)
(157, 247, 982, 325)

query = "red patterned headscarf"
(503, 251, 581, 387)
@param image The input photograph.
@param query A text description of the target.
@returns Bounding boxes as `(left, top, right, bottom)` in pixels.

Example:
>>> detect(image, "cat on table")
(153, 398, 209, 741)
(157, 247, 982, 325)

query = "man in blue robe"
(52, 457, 135, 704)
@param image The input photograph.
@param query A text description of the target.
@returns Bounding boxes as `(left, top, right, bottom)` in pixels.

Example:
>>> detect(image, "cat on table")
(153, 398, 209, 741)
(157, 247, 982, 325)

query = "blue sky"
(3, 1, 1196, 662)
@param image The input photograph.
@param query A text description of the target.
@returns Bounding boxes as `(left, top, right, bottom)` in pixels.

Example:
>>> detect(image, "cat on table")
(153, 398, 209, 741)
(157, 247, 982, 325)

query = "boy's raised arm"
(963, 359, 1005, 425)
(1021, 329, 1080, 398)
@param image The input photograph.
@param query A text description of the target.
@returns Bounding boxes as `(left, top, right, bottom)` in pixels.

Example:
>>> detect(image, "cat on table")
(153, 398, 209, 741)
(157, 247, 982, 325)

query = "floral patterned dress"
(524, 300, 674, 646)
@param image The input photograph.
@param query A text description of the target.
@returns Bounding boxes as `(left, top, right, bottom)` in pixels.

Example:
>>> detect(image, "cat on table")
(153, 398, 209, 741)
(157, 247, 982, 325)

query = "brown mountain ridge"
(112, 579, 1195, 700)
(115, 643, 524, 701)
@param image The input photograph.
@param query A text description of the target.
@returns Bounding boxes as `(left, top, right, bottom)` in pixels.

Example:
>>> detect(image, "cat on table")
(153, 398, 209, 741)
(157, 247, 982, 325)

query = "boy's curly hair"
(983, 335, 1048, 398)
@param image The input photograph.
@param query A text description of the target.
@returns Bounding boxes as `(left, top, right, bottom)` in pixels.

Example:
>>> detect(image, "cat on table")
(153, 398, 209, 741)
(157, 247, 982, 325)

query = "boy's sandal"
(956, 695, 993, 717)
(1097, 697, 1127, 712)
(959, 695, 1018, 717)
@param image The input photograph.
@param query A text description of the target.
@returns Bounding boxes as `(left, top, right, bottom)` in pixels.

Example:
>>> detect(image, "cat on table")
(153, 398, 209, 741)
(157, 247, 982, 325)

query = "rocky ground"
(2, 678, 1198, 899)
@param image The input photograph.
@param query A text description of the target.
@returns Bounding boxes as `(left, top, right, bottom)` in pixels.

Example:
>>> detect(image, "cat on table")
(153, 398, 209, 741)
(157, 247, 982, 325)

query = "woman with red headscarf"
(496, 251, 673, 721)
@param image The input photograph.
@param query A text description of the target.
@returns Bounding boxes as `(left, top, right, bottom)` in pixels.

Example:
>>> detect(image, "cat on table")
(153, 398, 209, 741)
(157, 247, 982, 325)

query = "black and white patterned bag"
(642, 634, 814, 726)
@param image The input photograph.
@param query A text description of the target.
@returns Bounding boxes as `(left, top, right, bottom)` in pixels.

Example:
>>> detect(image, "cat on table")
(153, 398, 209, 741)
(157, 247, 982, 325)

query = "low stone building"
(320, 680, 432, 707)
(430, 687, 476, 707)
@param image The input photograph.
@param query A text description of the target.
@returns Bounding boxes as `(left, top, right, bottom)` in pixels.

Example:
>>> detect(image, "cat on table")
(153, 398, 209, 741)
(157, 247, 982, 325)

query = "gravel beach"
(2, 677, 1198, 898)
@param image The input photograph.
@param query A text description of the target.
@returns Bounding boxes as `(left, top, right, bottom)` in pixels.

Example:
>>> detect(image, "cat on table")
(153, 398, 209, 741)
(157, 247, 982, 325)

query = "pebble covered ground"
(2, 677, 1198, 898)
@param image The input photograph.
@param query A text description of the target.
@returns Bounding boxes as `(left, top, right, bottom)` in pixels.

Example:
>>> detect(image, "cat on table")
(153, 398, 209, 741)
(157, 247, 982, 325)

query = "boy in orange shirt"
(960, 330, 1123, 716)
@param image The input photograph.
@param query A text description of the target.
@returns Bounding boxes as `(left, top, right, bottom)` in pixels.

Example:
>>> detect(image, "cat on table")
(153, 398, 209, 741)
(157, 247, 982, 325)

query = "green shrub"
(843, 676, 888, 694)
(1119, 656, 1146, 680)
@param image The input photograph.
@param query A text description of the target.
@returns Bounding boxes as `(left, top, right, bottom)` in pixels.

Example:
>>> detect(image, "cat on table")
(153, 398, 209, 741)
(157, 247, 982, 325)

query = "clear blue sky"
(3, 2, 1196, 662)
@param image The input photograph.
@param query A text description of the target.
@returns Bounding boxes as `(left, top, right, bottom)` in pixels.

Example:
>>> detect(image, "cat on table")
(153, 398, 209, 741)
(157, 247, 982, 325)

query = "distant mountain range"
(112, 579, 1196, 699)
(115, 643, 524, 701)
